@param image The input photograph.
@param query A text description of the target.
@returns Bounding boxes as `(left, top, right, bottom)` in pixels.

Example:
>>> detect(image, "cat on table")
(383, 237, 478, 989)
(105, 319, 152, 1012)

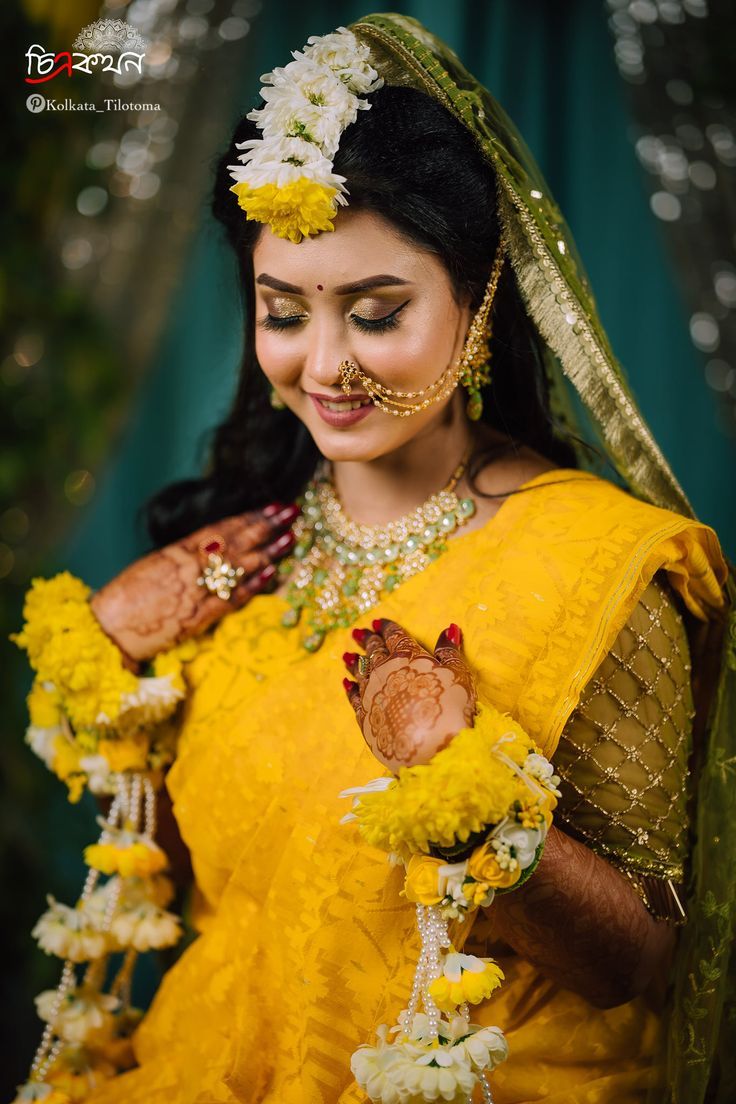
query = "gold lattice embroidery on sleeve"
(554, 576, 693, 921)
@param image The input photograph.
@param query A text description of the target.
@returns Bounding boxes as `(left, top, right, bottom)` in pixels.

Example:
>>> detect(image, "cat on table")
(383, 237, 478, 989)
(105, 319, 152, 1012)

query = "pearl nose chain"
(338, 237, 505, 419)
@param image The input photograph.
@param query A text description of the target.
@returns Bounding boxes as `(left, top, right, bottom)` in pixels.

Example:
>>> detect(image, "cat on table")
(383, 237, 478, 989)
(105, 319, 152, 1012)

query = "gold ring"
(196, 534, 245, 601)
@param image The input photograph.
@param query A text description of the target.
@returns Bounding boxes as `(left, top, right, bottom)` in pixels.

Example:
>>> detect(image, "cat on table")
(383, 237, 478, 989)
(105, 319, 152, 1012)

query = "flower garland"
(228, 27, 383, 242)
(11, 573, 198, 1104)
(341, 703, 560, 1104)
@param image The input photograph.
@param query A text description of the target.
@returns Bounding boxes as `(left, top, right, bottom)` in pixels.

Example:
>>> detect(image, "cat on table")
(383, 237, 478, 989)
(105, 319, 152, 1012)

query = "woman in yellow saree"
(14, 13, 735, 1104)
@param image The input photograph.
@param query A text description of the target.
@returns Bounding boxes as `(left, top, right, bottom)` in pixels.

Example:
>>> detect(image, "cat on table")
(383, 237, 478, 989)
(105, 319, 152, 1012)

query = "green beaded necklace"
(279, 456, 476, 652)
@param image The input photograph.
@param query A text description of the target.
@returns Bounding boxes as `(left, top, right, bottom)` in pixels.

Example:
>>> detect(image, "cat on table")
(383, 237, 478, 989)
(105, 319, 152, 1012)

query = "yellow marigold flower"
(97, 733, 150, 774)
(230, 179, 338, 243)
(467, 842, 521, 889)
(428, 952, 505, 1011)
(403, 853, 444, 905)
(85, 838, 167, 878)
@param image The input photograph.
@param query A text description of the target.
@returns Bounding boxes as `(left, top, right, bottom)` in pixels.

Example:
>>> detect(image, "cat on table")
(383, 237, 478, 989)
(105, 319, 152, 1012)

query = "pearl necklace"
(280, 457, 476, 651)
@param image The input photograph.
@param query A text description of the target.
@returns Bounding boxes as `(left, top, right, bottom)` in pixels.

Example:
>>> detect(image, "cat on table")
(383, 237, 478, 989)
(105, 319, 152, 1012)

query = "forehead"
(252, 208, 445, 286)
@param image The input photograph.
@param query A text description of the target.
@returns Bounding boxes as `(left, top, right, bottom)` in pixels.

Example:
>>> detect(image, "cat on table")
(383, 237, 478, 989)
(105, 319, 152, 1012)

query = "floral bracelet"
(340, 702, 560, 1104)
(11, 572, 199, 1103)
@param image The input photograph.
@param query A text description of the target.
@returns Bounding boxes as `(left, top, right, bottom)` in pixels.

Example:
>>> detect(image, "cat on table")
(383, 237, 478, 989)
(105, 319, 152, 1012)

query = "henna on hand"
(91, 504, 299, 662)
(343, 619, 477, 771)
(488, 825, 676, 1008)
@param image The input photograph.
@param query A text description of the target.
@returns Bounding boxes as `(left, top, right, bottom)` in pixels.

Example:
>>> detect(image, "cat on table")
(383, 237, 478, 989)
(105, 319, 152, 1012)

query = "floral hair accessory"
(228, 27, 383, 243)
(340, 702, 560, 1103)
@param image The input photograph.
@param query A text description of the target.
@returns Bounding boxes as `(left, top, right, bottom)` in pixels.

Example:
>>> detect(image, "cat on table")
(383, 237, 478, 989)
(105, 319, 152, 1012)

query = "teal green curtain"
(63, 0, 734, 586)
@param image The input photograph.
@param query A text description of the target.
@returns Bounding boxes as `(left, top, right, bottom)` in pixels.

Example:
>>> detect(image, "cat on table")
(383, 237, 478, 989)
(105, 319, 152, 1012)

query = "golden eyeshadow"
(350, 297, 403, 319)
(265, 295, 306, 317)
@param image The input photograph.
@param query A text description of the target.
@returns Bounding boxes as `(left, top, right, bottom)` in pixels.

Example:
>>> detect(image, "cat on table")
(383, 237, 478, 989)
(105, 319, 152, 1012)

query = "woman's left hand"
(342, 619, 477, 772)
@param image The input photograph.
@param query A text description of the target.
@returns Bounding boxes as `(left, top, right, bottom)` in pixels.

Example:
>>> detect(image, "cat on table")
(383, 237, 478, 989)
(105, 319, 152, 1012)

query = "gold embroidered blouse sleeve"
(553, 575, 692, 922)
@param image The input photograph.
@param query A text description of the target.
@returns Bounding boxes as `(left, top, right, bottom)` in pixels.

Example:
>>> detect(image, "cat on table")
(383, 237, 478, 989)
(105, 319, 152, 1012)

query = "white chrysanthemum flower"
(351, 1025, 413, 1104)
(32, 896, 108, 962)
(35, 985, 119, 1044)
(119, 674, 183, 719)
(25, 725, 60, 768)
(78, 754, 117, 795)
(399, 1051, 476, 1101)
(298, 28, 383, 95)
(110, 899, 180, 952)
(453, 1024, 509, 1072)
(248, 84, 351, 158)
(256, 58, 361, 132)
(229, 136, 347, 195)
(491, 823, 542, 868)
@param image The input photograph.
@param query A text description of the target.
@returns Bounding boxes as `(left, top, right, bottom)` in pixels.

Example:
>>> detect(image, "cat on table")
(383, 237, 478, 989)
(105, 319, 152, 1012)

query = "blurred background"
(2, 0, 735, 1093)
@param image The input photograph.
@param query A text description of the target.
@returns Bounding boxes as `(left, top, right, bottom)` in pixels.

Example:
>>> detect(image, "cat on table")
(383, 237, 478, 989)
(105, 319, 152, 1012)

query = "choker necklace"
(280, 455, 476, 651)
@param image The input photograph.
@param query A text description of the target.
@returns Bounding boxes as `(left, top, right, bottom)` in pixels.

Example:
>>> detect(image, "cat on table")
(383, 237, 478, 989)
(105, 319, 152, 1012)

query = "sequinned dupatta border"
(350, 13, 736, 1103)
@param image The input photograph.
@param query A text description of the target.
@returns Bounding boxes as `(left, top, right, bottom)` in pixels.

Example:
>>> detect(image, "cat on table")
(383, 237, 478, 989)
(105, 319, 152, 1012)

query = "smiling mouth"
(320, 397, 372, 412)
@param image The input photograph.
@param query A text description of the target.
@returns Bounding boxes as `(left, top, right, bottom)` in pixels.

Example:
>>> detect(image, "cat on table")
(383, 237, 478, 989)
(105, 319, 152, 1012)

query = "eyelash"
(258, 300, 410, 334)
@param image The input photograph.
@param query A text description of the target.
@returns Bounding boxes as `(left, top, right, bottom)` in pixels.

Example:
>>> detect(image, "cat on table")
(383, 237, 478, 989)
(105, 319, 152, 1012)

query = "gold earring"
(269, 386, 286, 410)
(458, 238, 505, 421)
(337, 237, 505, 420)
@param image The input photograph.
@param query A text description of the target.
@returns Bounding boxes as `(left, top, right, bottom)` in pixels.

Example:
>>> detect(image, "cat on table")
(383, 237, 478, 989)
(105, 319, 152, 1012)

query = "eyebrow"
(255, 273, 411, 295)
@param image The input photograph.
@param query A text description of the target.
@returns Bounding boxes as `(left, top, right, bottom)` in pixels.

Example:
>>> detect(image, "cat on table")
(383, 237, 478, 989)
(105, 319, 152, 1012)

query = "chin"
(308, 423, 402, 464)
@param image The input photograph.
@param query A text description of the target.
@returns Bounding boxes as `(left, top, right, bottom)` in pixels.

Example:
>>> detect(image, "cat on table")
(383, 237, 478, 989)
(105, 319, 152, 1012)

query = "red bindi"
(316, 284, 324, 291)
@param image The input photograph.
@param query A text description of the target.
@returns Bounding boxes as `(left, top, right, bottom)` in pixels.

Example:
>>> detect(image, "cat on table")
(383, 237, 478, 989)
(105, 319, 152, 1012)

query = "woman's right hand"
(90, 503, 299, 665)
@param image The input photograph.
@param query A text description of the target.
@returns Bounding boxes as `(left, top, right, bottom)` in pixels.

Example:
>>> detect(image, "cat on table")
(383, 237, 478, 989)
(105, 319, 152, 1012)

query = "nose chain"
(278, 452, 476, 652)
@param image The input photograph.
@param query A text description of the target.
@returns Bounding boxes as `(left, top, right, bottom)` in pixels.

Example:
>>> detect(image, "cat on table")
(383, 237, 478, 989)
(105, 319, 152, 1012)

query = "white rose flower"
(32, 896, 108, 963)
(35, 985, 119, 1044)
(524, 753, 561, 793)
(491, 823, 542, 869)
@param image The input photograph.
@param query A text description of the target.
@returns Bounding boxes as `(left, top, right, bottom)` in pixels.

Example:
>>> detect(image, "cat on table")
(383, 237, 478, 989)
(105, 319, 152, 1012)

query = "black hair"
(145, 85, 578, 547)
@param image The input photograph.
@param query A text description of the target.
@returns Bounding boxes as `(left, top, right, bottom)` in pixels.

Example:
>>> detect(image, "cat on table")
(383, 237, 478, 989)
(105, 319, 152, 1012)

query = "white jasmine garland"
(110, 899, 180, 952)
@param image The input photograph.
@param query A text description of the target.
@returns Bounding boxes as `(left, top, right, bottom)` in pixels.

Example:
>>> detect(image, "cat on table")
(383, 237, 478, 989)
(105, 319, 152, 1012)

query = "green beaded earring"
(459, 237, 505, 421)
(269, 386, 286, 410)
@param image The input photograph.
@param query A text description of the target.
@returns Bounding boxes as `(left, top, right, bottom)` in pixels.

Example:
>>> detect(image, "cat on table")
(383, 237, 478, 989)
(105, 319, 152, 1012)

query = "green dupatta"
(349, 13, 736, 1103)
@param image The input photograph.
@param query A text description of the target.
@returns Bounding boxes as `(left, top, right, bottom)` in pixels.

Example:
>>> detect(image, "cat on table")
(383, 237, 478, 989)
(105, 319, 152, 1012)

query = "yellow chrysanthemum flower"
(27, 681, 64, 729)
(428, 952, 505, 1012)
(52, 736, 86, 804)
(85, 838, 167, 878)
(97, 733, 150, 774)
(12, 573, 138, 729)
(354, 704, 535, 854)
(230, 179, 338, 243)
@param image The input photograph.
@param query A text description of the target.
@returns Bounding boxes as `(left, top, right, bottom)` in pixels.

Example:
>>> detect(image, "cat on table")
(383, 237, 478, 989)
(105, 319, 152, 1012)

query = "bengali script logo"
(25, 18, 148, 84)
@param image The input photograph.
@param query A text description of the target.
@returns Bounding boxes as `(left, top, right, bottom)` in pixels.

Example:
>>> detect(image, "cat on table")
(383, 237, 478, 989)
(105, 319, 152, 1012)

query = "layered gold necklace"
(280, 456, 476, 651)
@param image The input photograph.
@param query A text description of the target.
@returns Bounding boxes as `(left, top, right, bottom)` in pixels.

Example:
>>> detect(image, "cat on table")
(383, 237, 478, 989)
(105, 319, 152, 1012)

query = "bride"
(13, 15, 732, 1104)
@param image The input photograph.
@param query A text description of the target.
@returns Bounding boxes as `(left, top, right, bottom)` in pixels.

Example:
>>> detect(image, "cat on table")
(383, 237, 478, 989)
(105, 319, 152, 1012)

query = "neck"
(330, 391, 478, 524)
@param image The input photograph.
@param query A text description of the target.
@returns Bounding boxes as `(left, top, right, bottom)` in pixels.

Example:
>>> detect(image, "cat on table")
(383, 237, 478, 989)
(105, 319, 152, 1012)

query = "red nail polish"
(342, 651, 358, 666)
(254, 564, 276, 586)
(371, 618, 383, 633)
(273, 504, 300, 526)
(268, 530, 295, 556)
(446, 623, 463, 647)
(262, 502, 286, 517)
(352, 627, 369, 645)
(342, 677, 355, 692)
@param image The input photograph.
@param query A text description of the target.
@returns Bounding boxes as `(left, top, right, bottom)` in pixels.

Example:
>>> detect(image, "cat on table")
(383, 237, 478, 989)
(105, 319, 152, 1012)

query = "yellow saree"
(83, 470, 726, 1104)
